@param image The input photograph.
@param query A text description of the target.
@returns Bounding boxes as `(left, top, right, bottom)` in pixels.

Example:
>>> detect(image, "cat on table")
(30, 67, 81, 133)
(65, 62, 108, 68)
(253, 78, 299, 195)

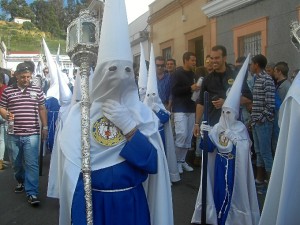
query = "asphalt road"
(0, 151, 202, 225)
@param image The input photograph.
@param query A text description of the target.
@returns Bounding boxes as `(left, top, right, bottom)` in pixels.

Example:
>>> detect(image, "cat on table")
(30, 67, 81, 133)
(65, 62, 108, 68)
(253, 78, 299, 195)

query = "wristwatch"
(42, 126, 48, 130)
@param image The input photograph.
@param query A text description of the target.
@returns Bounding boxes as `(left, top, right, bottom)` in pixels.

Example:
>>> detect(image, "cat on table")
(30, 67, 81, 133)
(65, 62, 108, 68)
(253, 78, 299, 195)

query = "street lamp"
(66, 9, 100, 225)
(290, 20, 300, 52)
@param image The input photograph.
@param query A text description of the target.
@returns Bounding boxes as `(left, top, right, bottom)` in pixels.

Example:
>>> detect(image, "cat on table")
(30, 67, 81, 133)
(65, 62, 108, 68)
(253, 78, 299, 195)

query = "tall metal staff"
(201, 91, 210, 225)
(66, 9, 100, 225)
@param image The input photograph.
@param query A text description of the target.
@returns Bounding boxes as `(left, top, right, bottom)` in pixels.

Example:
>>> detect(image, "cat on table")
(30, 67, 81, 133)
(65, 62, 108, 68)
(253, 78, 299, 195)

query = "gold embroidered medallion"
(92, 117, 124, 146)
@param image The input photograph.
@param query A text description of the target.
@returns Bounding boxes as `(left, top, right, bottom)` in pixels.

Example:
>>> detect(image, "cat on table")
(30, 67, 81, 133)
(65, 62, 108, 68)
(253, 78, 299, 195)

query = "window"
(162, 47, 171, 60)
(238, 32, 261, 57)
(233, 17, 267, 60)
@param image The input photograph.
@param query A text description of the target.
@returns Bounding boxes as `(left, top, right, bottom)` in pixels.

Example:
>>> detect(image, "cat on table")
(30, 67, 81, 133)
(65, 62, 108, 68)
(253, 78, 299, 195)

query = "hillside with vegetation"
(0, 0, 92, 54)
(0, 20, 66, 54)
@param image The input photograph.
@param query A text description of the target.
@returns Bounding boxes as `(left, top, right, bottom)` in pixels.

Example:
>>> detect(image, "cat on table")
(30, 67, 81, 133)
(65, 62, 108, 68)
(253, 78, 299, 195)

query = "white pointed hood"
(223, 54, 250, 118)
(209, 54, 250, 153)
(90, 0, 137, 103)
(138, 43, 148, 101)
(55, 61, 72, 107)
(43, 38, 59, 100)
(143, 44, 165, 110)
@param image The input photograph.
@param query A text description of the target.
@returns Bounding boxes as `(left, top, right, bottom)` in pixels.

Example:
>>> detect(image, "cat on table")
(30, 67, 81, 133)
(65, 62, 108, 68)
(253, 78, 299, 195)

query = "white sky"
(125, 0, 155, 23)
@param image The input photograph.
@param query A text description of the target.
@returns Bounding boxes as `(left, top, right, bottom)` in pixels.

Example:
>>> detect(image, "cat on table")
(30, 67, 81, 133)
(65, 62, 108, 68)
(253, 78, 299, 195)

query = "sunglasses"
(156, 64, 165, 68)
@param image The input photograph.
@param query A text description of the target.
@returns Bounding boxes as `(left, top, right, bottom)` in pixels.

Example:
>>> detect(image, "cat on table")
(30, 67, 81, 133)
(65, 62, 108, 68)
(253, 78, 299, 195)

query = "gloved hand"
(224, 129, 238, 145)
(200, 121, 212, 137)
(151, 103, 161, 113)
(102, 100, 136, 135)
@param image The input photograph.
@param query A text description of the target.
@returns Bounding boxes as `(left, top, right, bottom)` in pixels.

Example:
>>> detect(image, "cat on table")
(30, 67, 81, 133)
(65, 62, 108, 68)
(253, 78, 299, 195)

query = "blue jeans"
(252, 121, 273, 172)
(7, 134, 40, 196)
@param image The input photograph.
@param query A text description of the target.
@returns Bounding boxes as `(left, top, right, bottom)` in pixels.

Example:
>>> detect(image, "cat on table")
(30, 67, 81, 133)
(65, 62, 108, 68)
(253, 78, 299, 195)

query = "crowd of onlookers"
(145, 45, 298, 196)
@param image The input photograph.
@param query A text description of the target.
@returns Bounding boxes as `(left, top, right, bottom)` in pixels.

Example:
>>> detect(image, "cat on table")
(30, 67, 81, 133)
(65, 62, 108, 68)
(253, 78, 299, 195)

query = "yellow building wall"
(149, 0, 211, 66)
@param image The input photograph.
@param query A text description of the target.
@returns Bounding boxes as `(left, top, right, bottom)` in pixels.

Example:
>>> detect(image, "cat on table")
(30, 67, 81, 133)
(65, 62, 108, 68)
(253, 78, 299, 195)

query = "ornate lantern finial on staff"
(66, 9, 99, 225)
(290, 20, 300, 51)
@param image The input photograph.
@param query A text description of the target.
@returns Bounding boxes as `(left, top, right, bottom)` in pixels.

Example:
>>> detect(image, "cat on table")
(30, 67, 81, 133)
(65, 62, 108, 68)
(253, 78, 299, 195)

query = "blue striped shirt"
(157, 73, 171, 104)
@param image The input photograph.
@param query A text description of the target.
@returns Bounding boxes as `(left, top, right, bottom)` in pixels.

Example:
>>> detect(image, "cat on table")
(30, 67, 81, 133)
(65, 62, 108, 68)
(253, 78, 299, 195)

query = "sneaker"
(14, 183, 24, 193)
(27, 195, 40, 205)
(177, 163, 183, 174)
(182, 162, 194, 172)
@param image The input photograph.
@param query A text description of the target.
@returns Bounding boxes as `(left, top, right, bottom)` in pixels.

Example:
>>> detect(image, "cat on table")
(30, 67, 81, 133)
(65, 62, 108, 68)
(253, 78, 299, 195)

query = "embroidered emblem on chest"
(92, 117, 124, 146)
(219, 133, 229, 147)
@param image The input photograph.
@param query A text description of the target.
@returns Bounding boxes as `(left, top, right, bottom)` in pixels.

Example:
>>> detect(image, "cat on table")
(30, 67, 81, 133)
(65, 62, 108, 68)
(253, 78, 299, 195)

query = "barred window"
(162, 47, 171, 60)
(238, 32, 261, 57)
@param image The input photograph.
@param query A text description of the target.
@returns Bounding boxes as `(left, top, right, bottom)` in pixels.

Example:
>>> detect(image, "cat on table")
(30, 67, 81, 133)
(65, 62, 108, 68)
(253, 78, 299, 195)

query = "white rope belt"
(92, 186, 136, 193)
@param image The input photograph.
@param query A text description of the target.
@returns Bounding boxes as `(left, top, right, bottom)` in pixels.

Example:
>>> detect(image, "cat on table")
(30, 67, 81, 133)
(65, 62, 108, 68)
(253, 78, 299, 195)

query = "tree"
(30, 0, 62, 38)
(1, 0, 35, 21)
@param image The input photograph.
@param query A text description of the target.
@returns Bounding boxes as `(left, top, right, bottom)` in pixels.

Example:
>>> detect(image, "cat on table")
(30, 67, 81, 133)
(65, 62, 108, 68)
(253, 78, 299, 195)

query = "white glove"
(200, 121, 212, 137)
(224, 129, 238, 145)
(151, 103, 161, 113)
(102, 100, 136, 135)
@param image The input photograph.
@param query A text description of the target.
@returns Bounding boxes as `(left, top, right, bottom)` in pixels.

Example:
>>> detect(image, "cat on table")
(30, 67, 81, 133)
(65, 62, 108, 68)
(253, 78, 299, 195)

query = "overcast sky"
(125, 0, 154, 23)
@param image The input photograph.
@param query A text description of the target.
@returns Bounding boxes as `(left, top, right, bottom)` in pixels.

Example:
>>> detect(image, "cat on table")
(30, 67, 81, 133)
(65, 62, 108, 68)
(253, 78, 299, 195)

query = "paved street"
(0, 150, 265, 225)
(0, 151, 202, 225)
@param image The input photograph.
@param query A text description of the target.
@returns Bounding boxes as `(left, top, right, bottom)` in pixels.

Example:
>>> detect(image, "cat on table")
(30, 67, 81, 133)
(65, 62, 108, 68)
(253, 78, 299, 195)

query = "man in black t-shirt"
(171, 52, 200, 173)
(193, 45, 252, 136)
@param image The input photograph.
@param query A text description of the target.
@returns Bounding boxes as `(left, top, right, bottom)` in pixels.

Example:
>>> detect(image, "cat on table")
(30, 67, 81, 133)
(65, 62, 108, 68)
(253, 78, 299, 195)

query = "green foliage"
(22, 21, 35, 30)
(0, 21, 66, 54)
(1, 0, 35, 21)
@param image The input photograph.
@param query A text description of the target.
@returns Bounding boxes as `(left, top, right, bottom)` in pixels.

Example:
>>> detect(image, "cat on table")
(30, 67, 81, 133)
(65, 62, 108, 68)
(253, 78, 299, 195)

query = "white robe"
(192, 123, 260, 225)
(258, 74, 300, 225)
(57, 100, 173, 225)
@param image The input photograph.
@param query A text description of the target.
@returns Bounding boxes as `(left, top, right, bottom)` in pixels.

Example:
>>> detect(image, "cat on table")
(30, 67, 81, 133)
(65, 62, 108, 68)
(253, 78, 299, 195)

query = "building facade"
(148, 0, 211, 67)
(202, 0, 300, 71)
(129, 11, 151, 67)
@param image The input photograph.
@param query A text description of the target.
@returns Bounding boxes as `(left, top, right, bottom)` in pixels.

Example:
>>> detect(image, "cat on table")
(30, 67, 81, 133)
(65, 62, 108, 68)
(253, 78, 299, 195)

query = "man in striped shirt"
(0, 62, 48, 206)
(250, 54, 275, 187)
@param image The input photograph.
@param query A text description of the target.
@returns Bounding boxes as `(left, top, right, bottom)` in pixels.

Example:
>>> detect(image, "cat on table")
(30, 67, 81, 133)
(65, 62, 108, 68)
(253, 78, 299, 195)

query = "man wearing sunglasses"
(155, 56, 172, 111)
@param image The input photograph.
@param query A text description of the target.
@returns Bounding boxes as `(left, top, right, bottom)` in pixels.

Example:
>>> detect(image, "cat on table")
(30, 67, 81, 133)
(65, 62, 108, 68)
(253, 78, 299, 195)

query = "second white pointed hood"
(43, 38, 59, 100)
(143, 44, 164, 110)
(138, 43, 148, 101)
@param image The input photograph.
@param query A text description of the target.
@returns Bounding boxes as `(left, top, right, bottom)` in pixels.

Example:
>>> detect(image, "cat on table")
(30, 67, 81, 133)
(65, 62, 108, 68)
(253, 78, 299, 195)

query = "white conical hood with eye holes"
(138, 43, 148, 101)
(143, 44, 164, 110)
(90, 0, 137, 103)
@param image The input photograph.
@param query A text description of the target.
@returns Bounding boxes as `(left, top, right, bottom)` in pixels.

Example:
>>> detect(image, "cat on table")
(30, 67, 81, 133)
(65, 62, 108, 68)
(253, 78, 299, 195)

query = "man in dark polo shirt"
(0, 62, 48, 206)
(194, 45, 252, 135)
(171, 52, 200, 173)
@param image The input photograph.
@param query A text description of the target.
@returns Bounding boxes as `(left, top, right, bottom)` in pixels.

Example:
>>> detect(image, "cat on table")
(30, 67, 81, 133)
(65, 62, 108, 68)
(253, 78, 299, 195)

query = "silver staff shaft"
(80, 59, 93, 225)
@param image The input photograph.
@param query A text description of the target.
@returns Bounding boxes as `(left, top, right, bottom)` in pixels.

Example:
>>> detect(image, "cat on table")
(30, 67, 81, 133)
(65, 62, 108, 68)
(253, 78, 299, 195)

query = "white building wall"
(129, 11, 151, 61)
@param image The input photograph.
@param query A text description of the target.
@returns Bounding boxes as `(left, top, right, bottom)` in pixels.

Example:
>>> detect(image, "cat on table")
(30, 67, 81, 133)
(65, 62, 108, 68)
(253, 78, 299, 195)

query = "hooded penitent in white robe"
(192, 54, 260, 225)
(258, 72, 300, 225)
(47, 61, 72, 198)
(143, 44, 180, 183)
(56, 0, 173, 224)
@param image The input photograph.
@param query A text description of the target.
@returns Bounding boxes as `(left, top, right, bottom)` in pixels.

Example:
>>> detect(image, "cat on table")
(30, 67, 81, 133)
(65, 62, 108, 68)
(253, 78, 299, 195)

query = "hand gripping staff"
(201, 91, 210, 225)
